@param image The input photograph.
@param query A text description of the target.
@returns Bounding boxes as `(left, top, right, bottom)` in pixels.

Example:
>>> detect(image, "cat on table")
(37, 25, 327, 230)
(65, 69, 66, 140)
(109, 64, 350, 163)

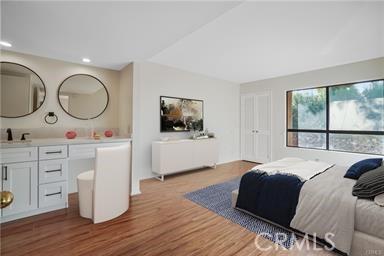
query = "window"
(287, 79, 384, 155)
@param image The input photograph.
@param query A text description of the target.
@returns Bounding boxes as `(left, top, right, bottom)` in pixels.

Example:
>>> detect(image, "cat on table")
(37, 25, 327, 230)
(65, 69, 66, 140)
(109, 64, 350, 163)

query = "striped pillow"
(353, 166, 384, 199)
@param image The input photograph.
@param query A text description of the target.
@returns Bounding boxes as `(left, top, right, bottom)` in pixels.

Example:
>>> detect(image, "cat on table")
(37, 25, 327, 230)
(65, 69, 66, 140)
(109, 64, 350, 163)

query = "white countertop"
(0, 137, 131, 148)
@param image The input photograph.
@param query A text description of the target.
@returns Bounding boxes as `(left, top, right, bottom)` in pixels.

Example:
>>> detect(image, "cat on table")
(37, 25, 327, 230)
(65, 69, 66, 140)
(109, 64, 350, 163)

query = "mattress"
(232, 189, 384, 255)
(233, 188, 384, 236)
(355, 198, 384, 240)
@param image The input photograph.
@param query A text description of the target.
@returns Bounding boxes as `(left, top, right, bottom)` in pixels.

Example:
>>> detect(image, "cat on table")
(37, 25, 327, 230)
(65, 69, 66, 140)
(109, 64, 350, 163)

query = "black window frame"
(286, 78, 384, 155)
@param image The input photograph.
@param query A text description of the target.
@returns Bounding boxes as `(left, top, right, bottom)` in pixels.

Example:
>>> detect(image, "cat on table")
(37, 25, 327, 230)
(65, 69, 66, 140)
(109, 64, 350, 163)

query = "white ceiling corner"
(150, 1, 384, 83)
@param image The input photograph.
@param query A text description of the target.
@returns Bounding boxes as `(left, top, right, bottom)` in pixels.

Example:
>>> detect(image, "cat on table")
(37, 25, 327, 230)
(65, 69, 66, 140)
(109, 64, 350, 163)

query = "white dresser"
(152, 138, 218, 181)
(0, 137, 131, 222)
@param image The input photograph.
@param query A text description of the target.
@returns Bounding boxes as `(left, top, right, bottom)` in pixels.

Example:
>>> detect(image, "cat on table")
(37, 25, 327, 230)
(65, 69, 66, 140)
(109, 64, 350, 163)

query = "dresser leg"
(155, 175, 164, 182)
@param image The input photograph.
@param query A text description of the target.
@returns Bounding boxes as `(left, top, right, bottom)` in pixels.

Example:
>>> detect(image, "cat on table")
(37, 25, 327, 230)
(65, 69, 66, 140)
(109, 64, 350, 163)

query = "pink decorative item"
(104, 130, 113, 137)
(65, 131, 77, 139)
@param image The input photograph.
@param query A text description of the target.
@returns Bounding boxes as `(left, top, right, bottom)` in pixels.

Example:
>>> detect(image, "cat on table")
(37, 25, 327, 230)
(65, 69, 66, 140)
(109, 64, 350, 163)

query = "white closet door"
(254, 94, 271, 163)
(241, 93, 271, 163)
(241, 95, 256, 161)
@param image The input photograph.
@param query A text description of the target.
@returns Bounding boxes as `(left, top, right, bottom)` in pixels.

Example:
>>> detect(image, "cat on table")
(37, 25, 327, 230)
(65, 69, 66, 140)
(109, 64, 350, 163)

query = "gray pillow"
(375, 194, 384, 206)
(352, 165, 384, 199)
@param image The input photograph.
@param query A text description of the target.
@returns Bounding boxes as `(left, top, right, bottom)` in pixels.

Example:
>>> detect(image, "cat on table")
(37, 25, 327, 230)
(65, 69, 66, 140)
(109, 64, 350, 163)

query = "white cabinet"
(193, 139, 219, 167)
(152, 139, 218, 180)
(0, 146, 68, 222)
(1, 162, 38, 217)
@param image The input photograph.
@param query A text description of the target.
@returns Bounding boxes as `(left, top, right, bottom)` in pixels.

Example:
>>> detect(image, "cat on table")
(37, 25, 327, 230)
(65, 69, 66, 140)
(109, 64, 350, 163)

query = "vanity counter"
(0, 137, 131, 148)
(0, 136, 131, 222)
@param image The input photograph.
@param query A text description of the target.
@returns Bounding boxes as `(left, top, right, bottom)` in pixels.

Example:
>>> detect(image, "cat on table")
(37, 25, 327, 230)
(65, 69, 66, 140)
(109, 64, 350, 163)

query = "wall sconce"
(44, 112, 58, 124)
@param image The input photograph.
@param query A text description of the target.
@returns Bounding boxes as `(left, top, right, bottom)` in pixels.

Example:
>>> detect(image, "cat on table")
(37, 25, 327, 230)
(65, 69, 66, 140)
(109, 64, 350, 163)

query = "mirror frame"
(57, 74, 109, 120)
(0, 61, 47, 118)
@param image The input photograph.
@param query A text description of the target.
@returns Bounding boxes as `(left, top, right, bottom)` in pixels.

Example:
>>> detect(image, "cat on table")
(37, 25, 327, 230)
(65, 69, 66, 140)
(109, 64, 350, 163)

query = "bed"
(231, 158, 384, 256)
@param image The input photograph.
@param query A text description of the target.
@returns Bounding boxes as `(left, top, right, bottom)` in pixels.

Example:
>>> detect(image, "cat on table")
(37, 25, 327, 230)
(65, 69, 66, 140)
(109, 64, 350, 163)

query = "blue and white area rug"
(184, 178, 296, 249)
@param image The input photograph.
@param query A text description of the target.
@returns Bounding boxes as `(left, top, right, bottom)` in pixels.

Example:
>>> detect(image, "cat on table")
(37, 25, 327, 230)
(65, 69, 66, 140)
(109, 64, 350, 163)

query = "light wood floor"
(1, 161, 336, 256)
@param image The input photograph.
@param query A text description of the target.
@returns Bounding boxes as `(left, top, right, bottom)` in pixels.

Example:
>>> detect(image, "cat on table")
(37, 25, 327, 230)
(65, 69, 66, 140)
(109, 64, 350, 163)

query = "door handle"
(45, 192, 62, 197)
(0, 191, 14, 209)
(2, 166, 7, 181)
(45, 169, 62, 173)
(45, 151, 62, 154)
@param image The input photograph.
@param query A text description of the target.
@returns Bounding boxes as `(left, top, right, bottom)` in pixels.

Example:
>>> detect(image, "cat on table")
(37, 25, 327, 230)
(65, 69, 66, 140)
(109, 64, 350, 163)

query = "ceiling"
(2, 1, 383, 83)
(1, 1, 240, 69)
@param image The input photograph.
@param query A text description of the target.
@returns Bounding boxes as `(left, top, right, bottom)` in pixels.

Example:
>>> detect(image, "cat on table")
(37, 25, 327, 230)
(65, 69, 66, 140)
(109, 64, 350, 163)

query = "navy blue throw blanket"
(236, 170, 304, 228)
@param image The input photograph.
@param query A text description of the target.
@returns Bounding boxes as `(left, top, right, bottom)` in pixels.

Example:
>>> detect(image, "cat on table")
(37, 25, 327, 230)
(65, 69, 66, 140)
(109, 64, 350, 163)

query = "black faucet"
(6, 128, 13, 141)
(21, 133, 30, 141)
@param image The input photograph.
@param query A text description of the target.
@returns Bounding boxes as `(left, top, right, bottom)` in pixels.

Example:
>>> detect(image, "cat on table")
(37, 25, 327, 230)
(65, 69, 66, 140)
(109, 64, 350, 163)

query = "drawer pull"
(45, 192, 62, 197)
(45, 151, 62, 154)
(45, 169, 62, 173)
(2, 166, 8, 181)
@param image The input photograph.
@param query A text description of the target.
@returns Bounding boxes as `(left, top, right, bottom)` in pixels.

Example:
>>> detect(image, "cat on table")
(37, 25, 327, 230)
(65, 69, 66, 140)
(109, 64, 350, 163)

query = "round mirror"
(58, 74, 109, 120)
(0, 62, 46, 118)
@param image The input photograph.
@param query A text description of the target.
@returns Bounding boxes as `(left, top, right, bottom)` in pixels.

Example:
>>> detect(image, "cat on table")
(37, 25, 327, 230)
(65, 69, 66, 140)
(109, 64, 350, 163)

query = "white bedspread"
(290, 165, 357, 255)
(253, 157, 334, 181)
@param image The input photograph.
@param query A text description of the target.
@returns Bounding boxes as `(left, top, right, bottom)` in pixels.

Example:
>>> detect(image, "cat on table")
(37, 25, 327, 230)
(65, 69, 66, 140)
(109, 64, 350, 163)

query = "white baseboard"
(131, 187, 141, 196)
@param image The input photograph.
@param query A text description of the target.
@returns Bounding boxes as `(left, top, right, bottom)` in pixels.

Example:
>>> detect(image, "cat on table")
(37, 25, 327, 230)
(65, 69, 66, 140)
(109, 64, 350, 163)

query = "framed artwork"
(160, 96, 203, 132)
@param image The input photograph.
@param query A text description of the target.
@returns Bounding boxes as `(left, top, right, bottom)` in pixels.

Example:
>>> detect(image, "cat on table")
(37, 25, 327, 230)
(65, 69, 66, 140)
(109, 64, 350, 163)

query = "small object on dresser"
(208, 132, 215, 138)
(94, 133, 101, 140)
(104, 130, 113, 137)
(65, 130, 77, 139)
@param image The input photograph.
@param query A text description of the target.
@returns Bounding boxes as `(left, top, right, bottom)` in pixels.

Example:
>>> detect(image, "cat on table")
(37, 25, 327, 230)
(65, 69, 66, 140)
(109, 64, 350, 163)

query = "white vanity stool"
(77, 144, 131, 223)
(77, 170, 94, 219)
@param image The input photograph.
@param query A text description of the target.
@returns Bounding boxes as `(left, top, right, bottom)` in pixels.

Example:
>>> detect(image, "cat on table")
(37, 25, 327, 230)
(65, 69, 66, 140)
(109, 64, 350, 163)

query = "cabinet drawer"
(69, 142, 125, 160)
(39, 145, 68, 160)
(39, 181, 68, 208)
(39, 159, 68, 184)
(0, 147, 38, 164)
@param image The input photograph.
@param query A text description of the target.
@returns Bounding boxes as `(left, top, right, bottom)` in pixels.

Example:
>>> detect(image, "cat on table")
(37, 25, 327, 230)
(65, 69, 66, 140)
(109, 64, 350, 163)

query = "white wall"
(131, 62, 240, 194)
(240, 57, 384, 166)
(1, 50, 120, 130)
(119, 63, 133, 137)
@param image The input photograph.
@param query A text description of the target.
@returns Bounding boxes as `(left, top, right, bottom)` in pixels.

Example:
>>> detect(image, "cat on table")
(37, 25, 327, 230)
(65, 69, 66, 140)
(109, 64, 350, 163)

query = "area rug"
(184, 178, 296, 249)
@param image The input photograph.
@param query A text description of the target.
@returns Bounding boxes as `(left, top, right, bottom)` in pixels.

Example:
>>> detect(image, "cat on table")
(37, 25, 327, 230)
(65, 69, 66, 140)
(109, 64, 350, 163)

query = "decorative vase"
(65, 131, 77, 139)
(104, 130, 113, 137)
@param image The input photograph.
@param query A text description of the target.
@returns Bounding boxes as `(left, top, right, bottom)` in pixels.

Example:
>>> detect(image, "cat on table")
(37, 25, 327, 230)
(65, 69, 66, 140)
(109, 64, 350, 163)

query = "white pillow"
(374, 194, 384, 207)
